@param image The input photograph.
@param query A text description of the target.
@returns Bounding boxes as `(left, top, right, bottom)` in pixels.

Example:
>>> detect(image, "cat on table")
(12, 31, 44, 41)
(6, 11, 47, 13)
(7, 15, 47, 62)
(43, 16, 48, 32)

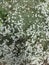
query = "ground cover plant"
(0, 0, 49, 65)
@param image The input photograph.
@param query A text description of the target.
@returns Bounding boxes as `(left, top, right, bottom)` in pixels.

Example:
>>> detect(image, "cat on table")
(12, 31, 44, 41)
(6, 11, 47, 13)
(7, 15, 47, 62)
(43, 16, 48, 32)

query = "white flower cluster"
(0, 0, 49, 65)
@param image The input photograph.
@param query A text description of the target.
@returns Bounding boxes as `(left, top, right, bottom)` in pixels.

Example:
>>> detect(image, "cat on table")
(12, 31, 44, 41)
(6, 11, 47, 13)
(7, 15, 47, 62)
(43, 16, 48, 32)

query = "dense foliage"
(0, 0, 49, 65)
